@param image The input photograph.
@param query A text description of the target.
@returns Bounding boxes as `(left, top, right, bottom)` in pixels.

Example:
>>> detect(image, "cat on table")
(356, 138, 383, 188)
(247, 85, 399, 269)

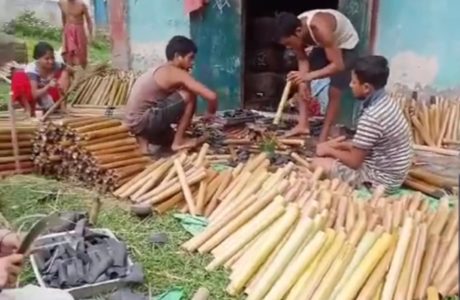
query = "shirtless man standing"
(125, 36, 218, 152)
(58, 0, 93, 68)
(275, 10, 359, 142)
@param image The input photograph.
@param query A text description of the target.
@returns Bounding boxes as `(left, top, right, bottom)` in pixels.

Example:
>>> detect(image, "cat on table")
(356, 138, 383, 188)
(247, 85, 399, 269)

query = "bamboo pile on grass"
(182, 165, 459, 299)
(0, 121, 36, 176)
(115, 148, 315, 216)
(392, 93, 460, 152)
(68, 65, 136, 107)
(33, 116, 150, 192)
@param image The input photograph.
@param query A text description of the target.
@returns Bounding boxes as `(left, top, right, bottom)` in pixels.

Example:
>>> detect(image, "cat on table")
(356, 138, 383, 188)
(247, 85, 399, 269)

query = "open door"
(190, 0, 243, 111)
(338, 0, 375, 127)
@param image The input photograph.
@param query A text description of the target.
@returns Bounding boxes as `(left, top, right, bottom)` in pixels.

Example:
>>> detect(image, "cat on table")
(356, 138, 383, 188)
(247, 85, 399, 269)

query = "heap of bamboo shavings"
(68, 65, 137, 107)
(180, 161, 459, 299)
(391, 93, 460, 152)
(32, 116, 151, 192)
(115, 147, 315, 216)
(0, 121, 37, 177)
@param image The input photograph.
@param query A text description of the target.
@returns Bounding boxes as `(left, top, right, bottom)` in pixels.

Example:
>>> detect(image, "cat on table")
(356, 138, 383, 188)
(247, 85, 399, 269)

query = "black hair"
(274, 12, 302, 40)
(353, 55, 390, 89)
(33, 41, 54, 60)
(165, 36, 198, 61)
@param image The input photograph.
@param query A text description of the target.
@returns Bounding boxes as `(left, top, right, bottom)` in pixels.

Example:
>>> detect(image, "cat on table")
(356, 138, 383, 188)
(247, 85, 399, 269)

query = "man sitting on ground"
(125, 36, 218, 153)
(313, 55, 413, 193)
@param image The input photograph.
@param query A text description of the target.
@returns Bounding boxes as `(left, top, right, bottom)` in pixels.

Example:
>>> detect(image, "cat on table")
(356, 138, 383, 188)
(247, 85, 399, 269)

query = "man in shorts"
(275, 10, 359, 142)
(125, 36, 218, 153)
(313, 56, 413, 194)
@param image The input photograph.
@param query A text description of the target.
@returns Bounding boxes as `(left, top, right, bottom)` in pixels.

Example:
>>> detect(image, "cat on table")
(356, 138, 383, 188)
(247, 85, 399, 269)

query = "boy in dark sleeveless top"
(125, 36, 218, 152)
(275, 11, 359, 142)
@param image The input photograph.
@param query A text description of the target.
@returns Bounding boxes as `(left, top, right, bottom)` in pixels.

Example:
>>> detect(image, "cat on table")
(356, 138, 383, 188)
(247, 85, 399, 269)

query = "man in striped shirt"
(313, 55, 413, 193)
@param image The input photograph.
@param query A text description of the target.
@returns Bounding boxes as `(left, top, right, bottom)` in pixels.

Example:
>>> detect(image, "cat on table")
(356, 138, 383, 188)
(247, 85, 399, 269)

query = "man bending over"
(313, 56, 413, 194)
(125, 36, 218, 152)
(275, 10, 359, 142)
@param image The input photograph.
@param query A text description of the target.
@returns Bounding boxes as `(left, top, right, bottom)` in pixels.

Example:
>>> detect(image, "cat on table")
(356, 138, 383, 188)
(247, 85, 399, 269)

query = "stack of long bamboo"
(69, 68, 136, 107)
(33, 117, 150, 192)
(182, 165, 459, 299)
(392, 93, 460, 150)
(0, 121, 36, 176)
(115, 149, 315, 215)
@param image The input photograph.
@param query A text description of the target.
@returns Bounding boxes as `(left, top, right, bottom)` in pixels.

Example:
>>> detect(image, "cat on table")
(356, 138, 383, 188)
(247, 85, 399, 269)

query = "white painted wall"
(0, 0, 93, 27)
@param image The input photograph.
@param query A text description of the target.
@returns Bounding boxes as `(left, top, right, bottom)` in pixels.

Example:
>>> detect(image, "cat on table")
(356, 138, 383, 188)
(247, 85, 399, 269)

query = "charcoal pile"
(33, 225, 143, 290)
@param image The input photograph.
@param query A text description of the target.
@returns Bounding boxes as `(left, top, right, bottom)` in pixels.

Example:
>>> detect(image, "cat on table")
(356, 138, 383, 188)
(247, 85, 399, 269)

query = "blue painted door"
(190, 0, 242, 111)
(94, 0, 108, 27)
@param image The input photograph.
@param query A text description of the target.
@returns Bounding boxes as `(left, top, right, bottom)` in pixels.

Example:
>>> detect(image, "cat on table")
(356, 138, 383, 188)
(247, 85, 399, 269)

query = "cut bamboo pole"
(406, 223, 428, 300)
(196, 181, 207, 215)
(335, 233, 394, 300)
(273, 80, 292, 125)
(174, 159, 197, 215)
(262, 231, 327, 300)
(414, 234, 440, 299)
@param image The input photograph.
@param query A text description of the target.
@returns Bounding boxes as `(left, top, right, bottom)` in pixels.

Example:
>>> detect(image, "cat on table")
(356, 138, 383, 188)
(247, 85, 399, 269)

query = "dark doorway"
(243, 0, 339, 110)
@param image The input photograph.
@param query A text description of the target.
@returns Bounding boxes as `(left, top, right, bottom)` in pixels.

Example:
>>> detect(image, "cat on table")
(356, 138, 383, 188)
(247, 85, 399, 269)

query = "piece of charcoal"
(48, 211, 87, 233)
(105, 239, 127, 267)
(87, 252, 114, 283)
(58, 261, 69, 288)
(122, 264, 144, 284)
(74, 218, 88, 237)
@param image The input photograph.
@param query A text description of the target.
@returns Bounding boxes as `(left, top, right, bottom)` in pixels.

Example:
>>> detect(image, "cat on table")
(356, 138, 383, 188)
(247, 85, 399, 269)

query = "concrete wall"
(375, 0, 460, 94)
(0, 0, 93, 28)
(127, 0, 189, 71)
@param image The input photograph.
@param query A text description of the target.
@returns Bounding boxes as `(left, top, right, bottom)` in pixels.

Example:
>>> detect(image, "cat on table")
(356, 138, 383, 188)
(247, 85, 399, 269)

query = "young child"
(313, 55, 413, 193)
(124, 36, 218, 153)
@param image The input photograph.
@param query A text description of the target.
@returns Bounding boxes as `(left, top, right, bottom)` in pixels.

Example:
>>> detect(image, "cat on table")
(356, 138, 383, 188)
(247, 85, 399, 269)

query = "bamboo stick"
(273, 81, 292, 125)
(414, 234, 440, 299)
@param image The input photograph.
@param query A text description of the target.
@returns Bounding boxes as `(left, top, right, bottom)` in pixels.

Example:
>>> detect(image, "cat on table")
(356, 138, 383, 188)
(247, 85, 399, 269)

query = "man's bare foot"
(171, 136, 207, 152)
(283, 125, 310, 138)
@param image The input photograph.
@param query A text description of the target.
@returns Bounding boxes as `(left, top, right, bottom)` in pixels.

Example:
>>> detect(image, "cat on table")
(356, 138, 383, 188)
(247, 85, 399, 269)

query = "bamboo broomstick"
(161, 154, 187, 184)
(262, 231, 327, 300)
(142, 168, 206, 206)
(331, 229, 382, 299)
(226, 205, 299, 295)
(204, 170, 233, 217)
(196, 181, 207, 215)
(154, 192, 185, 214)
(100, 157, 150, 170)
(411, 115, 436, 146)
(437, 262, 459, 296)
(92, 151, 144, 164)
(285, 228, 337, 300)
(181, 184, 286, 252)
(273, 81, 292, 125)
(242, 152, 268, 174)
(73, 120, 122, 133)
(129, 160, 173, 199)
(432, 230, 458, 285)
(345, 199, 356, 234)
(205, 201, 286, 271)
(246, 216, 315, 300)
(91, 145, 138, 156)
(394, 226, 421, 299)
(85, 137, 137, 152)
(356, 238, 397, 300)
(82, 126, 130, 140)
(427, 286, 441, 300)
(301, 230, 347, 299)
(194, 143, 210, 167)
(414, 234, 441, 299)
(114, 160, 164, 197)
(431, 211, 458, 279)
(348, 202, 367, 247)
(334, 233, 394, 300)
(429, 197, 450, 235)
(310, 244, 354, 300)
(381, 217, 414, 300)
(406, 223, 428, 299)
(200, 195, 285, 254)
(201, 172, 222, 206)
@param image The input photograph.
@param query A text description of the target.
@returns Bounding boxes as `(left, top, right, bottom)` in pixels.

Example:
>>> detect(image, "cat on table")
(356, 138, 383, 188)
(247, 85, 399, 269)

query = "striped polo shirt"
(353, 89, 413, 192)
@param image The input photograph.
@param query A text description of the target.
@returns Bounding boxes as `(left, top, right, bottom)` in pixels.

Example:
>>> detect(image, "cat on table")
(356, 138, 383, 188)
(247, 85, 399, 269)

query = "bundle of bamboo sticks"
(69, 68, 137, 107)
(0, 121, 36, 176)
(182, 164, 459, 299)
(32, 117, 150, 192)
(392, 93, 460, 149)
(115, 148, 315, 215)
(404, 166, 459, 198)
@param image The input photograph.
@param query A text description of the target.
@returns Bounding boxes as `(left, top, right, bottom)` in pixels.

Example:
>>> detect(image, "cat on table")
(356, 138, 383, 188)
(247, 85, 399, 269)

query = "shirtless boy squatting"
(313, 55, 413, 194)
(125, 36, 218, 153)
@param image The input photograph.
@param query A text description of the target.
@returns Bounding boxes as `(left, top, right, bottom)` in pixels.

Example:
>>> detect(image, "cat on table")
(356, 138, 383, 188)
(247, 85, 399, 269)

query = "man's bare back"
(59, 0, 87, 25)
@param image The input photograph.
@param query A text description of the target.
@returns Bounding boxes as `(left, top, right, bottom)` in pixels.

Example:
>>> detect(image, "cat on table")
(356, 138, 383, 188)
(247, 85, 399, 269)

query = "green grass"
(0, 175, 240, 299)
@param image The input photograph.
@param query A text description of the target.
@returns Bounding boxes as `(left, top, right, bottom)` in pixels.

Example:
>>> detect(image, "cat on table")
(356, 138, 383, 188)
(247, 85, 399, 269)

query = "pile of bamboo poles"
(115, 148, 314, 215)
(0, 121, 36, 176)
(182, 163, 459, 299)
(392, 93, 460, 150)
(404, 166, 458, 198)
(32, 116, 150, 192)
(69, 68, 136, 107)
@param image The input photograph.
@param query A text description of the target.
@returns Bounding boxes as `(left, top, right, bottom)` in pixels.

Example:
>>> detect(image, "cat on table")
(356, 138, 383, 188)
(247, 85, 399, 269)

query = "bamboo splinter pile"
(32, 117, 150, 192)
(182, 163, 459, 300)
(115, 148, 315, 216)
(0, 121, 36, 176)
